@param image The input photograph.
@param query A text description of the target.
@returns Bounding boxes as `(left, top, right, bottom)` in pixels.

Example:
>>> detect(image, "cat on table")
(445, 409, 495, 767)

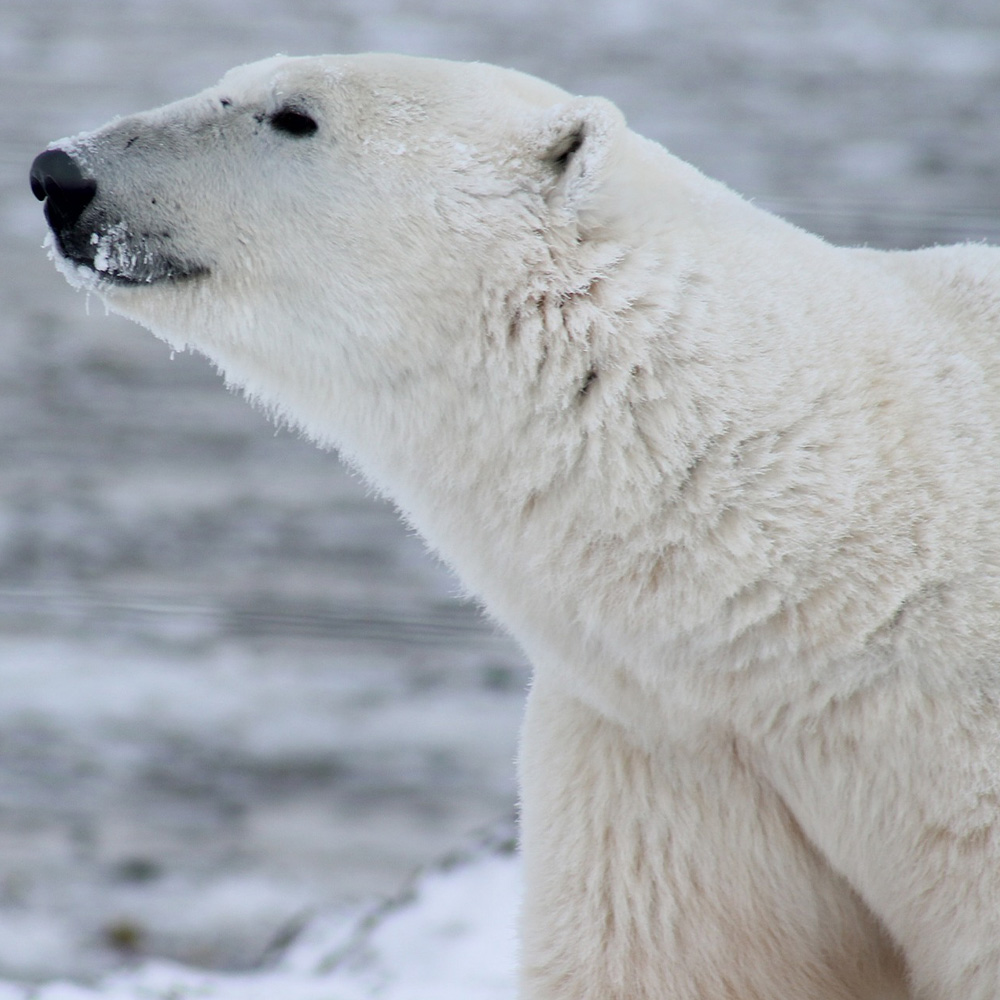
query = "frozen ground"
(2, 0, 1000, 992)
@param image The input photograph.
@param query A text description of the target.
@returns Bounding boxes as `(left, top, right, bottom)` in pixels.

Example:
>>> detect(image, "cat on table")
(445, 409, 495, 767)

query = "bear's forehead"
(212, 53, 571, 115)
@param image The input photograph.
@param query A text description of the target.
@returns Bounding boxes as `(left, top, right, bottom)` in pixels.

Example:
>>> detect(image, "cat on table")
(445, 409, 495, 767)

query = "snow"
(2, 838, 520, 1000)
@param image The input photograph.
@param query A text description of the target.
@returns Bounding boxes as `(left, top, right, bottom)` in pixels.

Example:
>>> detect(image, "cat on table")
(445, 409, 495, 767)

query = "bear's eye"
(268, 107, 318, 137)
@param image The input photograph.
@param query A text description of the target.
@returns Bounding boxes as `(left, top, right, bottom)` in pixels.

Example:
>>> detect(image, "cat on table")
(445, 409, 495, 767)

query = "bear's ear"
(536, 97, 627, 228)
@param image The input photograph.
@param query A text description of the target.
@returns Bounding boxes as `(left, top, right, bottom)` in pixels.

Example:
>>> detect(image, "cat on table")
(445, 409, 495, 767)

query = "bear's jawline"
(52, 227, 209, 287)
(93, 263, 210, 287)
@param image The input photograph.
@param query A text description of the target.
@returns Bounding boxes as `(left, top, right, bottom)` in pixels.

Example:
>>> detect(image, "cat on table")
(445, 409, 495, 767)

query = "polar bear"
(30, 53, 1000, 999)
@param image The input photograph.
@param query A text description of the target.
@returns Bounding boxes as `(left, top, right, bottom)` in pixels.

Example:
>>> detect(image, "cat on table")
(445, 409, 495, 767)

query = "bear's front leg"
(759, 681, 1000, 1000)
(517, 677, 908, 1000)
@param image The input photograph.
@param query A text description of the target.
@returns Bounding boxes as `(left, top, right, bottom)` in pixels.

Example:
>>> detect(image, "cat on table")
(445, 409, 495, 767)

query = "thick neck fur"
(316, 171, 822, 695)
(144, 133, 999, 732)
(328, 184, 995, 724)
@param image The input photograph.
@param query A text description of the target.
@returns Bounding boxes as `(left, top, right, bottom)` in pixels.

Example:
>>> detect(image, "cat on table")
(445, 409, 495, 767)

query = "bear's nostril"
(29, 149, 97, 231)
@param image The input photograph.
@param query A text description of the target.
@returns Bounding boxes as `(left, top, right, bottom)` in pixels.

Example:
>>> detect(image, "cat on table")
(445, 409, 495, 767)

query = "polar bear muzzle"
(30, 147, 207, 287)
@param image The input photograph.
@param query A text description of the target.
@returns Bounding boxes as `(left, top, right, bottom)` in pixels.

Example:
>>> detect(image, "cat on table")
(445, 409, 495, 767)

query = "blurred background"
(2, 0, 1000, 985)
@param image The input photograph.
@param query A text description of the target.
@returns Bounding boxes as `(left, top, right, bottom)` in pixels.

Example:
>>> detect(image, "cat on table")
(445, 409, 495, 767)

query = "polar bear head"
(31, 54, 641, 452)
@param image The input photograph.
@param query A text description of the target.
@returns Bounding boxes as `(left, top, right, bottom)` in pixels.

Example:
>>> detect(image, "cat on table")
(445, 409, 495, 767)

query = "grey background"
(2, 0, 1000, 983)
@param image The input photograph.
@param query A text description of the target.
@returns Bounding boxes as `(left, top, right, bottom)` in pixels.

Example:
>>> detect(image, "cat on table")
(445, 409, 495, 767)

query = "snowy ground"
(3, 0, 1000, 994)
(0, 829, 521, 1000)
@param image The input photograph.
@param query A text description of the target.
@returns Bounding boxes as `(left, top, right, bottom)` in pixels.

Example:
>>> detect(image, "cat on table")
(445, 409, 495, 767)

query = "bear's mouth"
(50, 221, 209, 288)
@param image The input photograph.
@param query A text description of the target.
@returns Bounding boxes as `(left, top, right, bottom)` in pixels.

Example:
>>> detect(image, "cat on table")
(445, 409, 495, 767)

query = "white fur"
(42, 54, 1000, 998)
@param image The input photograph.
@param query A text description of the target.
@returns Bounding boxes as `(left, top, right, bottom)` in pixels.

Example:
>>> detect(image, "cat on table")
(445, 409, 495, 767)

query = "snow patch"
(11, 845, 520, 1000)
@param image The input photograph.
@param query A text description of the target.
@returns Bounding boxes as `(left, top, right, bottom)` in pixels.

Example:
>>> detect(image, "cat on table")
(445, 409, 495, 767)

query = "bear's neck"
(328, 222, 768, 673)
(329, 205, 893, 705)
(223, 160, 865, 705)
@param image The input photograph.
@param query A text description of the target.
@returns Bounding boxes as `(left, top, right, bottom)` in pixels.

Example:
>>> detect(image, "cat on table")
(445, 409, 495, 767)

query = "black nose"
(30, 149, 97, 231)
